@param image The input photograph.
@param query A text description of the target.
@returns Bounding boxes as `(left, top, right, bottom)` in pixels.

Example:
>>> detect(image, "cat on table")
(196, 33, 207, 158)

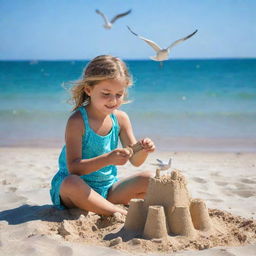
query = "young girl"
(50, 55, 155, 216)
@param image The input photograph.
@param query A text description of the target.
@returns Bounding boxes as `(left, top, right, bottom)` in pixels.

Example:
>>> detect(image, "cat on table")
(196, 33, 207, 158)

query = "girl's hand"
(141, 138, 155, 153)
(107, 148, 132, 165)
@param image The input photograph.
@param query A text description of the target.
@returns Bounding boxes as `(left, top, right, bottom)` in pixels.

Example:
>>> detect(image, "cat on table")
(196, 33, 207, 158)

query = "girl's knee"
(61, 175, 84, 191)
(137, 171, 153, 185)
(139, 170, 154, 179)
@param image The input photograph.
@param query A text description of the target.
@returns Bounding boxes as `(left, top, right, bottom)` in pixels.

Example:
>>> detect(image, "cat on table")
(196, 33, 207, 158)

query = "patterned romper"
(50, 106, 119, 209)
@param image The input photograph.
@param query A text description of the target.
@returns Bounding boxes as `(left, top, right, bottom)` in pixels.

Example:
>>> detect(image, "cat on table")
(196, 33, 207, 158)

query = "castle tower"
(124, 199, 146, 233)
(143, 206, 169, 239)
(190, 199, 212, 231)
(144, 170, 191, 211)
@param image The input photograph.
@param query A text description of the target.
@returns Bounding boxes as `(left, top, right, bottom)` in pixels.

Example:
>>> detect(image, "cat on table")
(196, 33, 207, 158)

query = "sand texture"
(0, 147, 256, 255)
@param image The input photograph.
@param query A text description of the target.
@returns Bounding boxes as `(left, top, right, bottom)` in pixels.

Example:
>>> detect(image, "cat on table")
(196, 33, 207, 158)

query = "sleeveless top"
(57, 106, 120, 188)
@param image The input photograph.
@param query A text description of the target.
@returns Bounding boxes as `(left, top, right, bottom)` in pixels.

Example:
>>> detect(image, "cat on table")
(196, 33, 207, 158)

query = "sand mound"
(41, 169, 256, 253)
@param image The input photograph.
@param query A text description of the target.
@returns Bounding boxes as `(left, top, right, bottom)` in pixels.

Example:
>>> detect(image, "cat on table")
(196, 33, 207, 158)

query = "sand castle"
(124, 166, 212, 240)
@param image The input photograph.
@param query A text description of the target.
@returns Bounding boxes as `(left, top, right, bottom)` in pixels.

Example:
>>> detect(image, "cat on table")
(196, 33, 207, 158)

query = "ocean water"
(1, 59, 256, 151)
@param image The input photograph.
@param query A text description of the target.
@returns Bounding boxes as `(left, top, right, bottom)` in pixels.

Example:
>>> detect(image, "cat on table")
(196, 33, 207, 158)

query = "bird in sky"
(96, 9, 132, 30)
(127, 26, 198, 62)
(152, 158, 172, 171)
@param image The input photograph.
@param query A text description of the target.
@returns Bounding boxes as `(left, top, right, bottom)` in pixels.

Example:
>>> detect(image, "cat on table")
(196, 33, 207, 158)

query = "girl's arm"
(65, 111, 130, 175)
(116, 110, 155, 167)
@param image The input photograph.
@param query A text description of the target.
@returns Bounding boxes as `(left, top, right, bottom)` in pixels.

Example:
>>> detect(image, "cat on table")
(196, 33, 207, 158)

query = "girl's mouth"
(105, 105, 116, 110)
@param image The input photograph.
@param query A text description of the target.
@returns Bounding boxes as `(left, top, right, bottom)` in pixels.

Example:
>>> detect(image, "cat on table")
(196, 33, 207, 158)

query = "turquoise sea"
(0, 59, 256, 151)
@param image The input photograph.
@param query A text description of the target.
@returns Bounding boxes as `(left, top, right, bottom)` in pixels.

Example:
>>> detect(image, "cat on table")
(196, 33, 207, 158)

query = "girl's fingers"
(119, 148, 132, 157)
(143, 140, 154, 148)
(147, 141, 155, 151)
(135, 138, 155, 153)
(141, 138, 150, 146)
(116, 149, 130, 156)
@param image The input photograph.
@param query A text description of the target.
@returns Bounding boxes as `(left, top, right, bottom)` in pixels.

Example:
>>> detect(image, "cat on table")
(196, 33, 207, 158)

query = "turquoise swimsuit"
(50, 106, 120, 209)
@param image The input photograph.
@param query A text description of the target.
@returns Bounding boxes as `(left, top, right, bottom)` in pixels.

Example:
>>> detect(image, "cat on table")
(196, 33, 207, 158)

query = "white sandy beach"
(0, 147, 256, 255)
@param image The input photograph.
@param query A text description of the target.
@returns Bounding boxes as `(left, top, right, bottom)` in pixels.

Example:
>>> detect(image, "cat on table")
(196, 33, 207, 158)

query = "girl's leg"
(107, 171, 153, 205)
(60, 175, 127, 216)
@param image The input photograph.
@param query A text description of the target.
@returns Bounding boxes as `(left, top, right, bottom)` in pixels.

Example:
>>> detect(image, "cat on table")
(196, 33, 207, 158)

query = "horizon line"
(0, 57, 256, 62)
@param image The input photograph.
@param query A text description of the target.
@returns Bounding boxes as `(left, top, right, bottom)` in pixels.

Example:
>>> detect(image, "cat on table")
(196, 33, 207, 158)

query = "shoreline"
(1, 136, 256, 153)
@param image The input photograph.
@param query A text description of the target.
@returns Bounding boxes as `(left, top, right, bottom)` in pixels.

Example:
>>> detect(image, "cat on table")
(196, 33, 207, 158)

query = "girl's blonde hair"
(70, 55, 133, 111)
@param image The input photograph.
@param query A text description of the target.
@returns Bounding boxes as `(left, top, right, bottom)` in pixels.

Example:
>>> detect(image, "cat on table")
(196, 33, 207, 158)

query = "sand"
(0, 147, 256, 255)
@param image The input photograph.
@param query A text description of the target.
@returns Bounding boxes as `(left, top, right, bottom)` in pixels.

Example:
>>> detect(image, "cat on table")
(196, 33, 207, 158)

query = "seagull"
(96, 9, 132, 30)
(127, 26, 198, 62)
(152, 158, 172, 171)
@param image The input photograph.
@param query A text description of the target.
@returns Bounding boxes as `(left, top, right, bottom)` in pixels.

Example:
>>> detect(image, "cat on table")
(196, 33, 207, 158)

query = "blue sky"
(0, 0, 256, 60)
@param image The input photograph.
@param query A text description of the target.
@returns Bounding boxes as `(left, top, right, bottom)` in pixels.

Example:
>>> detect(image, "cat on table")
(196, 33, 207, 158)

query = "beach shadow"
(104, 227, 139, 242)
(0, 204, 88, 225)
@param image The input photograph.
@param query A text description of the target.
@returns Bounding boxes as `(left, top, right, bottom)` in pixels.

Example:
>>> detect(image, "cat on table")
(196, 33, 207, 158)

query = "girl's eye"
(102, 93, 110, 96)
(116, 94, 123, 98)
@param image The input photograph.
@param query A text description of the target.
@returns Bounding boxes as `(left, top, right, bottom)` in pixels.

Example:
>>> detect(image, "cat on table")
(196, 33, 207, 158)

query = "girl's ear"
(84, 86, 92, 96)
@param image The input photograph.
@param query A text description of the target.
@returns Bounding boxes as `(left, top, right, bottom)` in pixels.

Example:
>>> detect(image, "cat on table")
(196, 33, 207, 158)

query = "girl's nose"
(109, 95, 117, 103)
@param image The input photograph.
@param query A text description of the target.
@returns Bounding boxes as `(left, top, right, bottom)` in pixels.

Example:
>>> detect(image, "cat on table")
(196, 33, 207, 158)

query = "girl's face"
(84, 79, 127, 115)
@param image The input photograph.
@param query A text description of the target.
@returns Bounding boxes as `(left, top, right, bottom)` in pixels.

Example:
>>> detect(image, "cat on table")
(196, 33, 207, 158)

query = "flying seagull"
(96, 9, 132, 30)
(152, 158, 172, 171)
(127, 26, 198, 61)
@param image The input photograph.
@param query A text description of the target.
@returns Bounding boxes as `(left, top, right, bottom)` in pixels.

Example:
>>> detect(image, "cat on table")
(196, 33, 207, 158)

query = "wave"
(0, 109, 69, 120)
(1, 108, 255, 120)
(235, 92, 256, 99)
(130, 110, 256, 119)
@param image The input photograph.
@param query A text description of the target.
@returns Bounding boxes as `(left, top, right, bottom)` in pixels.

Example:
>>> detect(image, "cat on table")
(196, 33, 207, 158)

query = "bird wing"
(156, 159, 164, 165)
(95, 9, 109, 24)
(110, 9, 132, 24)
(127, 26, 161, 52)
(167, 29, 198, 50)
